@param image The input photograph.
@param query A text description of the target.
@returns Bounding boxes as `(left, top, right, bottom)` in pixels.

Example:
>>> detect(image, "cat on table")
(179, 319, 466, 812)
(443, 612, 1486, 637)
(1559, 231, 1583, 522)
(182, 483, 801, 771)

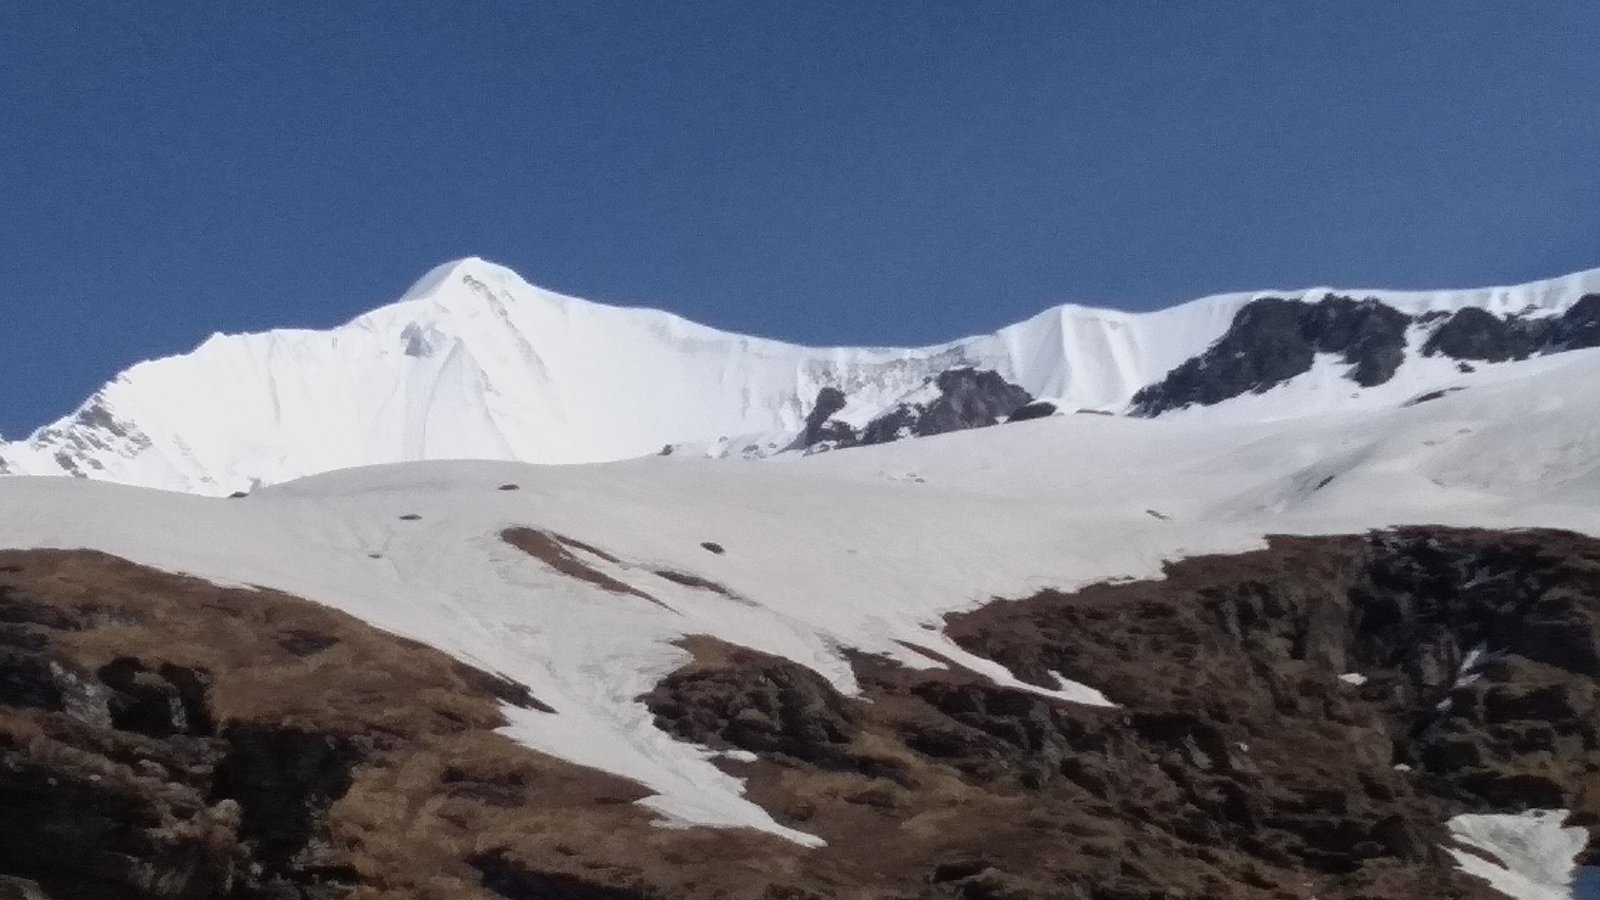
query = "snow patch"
(6, 345, 1600, 845)
(1447, 810, 1588, 900)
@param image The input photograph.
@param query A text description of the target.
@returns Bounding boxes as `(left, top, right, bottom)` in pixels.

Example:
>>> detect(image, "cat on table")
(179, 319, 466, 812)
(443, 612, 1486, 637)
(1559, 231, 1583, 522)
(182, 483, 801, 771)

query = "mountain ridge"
(4, 259, 1600, 897)
(4, 256, 1600, 494)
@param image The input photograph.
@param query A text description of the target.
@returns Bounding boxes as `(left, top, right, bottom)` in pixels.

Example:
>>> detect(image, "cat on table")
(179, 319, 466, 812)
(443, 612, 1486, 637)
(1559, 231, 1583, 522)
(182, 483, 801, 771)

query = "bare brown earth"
(652, 570, 754, 605)
(1, 527, 1597, 899)
(501, 527, 670, 610)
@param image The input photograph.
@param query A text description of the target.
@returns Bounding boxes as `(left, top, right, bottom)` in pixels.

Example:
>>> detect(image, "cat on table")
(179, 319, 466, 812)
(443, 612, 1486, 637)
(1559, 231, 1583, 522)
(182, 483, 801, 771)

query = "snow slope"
(4, 340, 1600, 883)
(1448, 811, 1591, 900)
(4, 257, 1599, 495)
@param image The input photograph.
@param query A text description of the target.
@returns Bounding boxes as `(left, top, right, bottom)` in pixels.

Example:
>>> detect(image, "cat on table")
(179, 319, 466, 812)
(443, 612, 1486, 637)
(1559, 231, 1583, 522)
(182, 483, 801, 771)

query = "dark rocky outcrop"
(943, 529, 1600, 876)
(794, 294, 1600, 431)
(797, 368, 1035, 452)
(1546, 294, 1600, 351)
(7, 531, 1598, 900)
(1304, 295, 1415, 387)
(644, 528, 1600, 899)
(859, 369, 1034, 446)
(1421, 294, 1600, 363)
(793, 387, 849, 450)
(1131, 295, 1412, 415)
(1135, 292, 1600, 417)
(1420, 307, 1551, 363)
(24, 395, 153, 479)
(0, 550, 609, 900)
(0, 618, 363, 898)
(645, 639, 859, 770)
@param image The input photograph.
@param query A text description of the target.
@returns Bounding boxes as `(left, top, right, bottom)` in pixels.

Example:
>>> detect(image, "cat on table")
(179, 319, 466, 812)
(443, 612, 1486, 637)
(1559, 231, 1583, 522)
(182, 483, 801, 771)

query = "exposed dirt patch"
(652, 570, 754, 605)
(0, 550, 804, 900)
(501, 528, 669, 610)
(551, 533, 622, 565)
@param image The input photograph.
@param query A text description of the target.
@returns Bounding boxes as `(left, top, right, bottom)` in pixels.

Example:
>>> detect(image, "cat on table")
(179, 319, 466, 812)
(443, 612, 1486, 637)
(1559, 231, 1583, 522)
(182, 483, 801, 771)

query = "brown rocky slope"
(2, 527, 1597, 899)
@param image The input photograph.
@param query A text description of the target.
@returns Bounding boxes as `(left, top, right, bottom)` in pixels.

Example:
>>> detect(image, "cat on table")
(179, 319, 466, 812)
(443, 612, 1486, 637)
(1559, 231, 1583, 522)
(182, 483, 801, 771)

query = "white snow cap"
(4, 257, 1600, 495)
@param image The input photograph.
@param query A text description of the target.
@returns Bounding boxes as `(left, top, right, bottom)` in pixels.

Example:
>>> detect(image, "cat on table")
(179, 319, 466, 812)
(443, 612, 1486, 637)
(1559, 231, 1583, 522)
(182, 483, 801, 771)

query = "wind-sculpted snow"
(4, 256, 1600, 494)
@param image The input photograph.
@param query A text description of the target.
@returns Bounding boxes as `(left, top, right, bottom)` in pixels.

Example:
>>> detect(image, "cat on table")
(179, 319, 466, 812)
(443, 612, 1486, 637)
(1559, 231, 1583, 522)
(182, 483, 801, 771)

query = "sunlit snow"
(1448, 811, 1589, 900)
(4, 257, 1599, 494)
(4, 341, 1600, 858)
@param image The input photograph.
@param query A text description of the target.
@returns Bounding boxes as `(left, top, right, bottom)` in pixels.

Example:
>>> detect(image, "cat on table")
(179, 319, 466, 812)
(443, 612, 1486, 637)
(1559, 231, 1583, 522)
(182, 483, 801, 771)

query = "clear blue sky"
(4, 2, 1598, 435)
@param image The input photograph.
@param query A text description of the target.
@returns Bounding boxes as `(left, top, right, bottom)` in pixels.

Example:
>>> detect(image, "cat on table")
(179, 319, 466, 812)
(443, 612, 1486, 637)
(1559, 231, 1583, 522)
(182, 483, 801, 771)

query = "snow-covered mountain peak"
(3, 258, 1600, 495)
(397, 255, 509, 302)
(391, 255, 577, 318)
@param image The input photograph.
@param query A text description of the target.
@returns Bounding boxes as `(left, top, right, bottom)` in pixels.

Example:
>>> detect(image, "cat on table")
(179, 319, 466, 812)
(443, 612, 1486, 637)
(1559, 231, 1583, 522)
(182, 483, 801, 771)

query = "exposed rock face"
(794, 387, 849, 450)
(860, 368, 1034, 446)
(6, 531, 1598, 899)
(1131, 295, 1413, 415)
(943, 529, 1600, 885)
(799, 368, 1035, 452)
(1421, 307, 1551, 363)
(643, 638, 860, 770)
(20, 394, 155, 479)
(1547, 294, 1600, 351)
(0, 564, 361, 898)
(645, 528, 1599, 899)
(1420, 295, 1600, 362)
(1134, 291, 1600, 416)
(1306, 295, 1416, 387)
(0, 550, 632, 900)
